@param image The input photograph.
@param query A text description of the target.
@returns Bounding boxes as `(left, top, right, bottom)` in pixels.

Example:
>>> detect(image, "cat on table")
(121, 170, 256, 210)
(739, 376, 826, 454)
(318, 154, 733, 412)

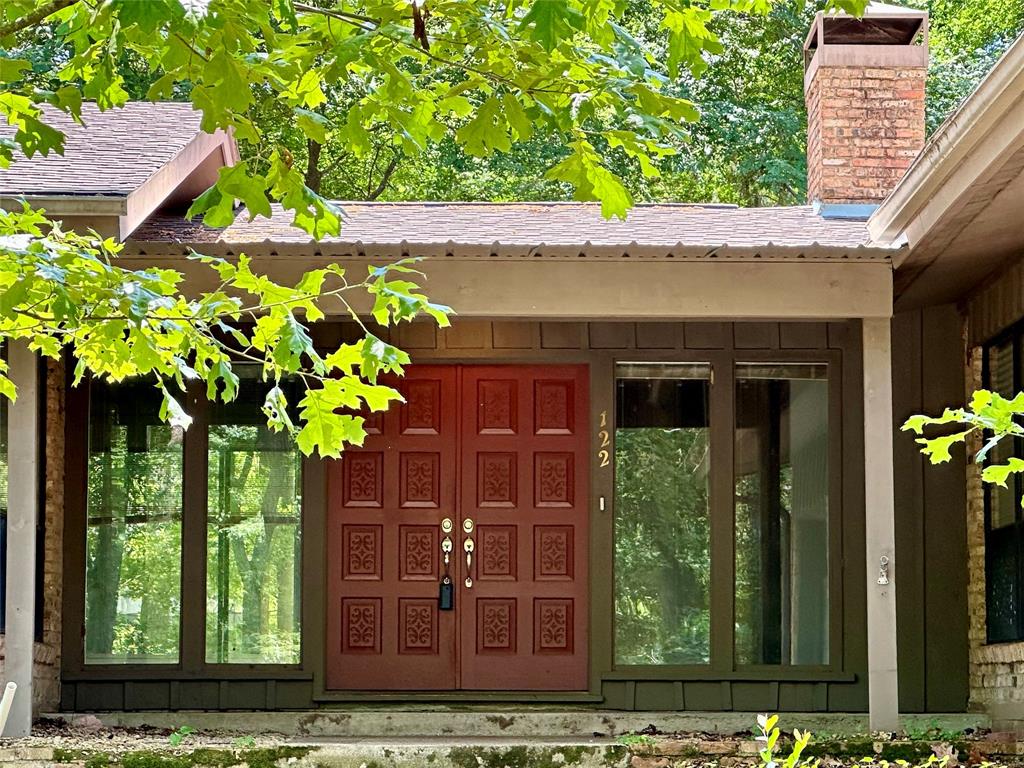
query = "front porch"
(1, 709, 1001, 768)
(3, 307, 967, 733)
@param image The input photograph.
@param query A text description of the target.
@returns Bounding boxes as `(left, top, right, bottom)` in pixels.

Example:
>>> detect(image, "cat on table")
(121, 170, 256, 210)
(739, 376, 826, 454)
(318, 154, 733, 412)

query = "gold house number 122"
(597, 410, 610, 467)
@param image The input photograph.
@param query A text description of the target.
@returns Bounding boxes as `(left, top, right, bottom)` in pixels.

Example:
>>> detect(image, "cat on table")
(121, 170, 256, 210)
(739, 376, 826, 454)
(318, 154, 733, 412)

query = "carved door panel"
(457, 366, 590, 690)
(325, 366, 458, 690)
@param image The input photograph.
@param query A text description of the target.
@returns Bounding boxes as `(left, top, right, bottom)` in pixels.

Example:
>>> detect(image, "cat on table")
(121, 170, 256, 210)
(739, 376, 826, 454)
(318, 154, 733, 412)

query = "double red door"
(326, 365, 589, 691)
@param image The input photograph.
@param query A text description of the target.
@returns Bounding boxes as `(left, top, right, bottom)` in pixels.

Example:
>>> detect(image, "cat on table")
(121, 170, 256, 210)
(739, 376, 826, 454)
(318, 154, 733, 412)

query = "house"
(2, 1, 1024, 739)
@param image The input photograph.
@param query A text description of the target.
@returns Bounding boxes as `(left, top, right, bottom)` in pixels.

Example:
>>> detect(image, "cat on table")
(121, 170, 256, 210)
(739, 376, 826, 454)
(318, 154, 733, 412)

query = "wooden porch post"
(862, 318, 900, 731)
(4, 341, 39, 737)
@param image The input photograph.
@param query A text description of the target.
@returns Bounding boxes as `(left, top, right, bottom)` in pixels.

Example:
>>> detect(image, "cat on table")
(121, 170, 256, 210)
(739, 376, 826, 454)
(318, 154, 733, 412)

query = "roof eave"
(121, 240, 895, 261)
(0, 193, 128, 216)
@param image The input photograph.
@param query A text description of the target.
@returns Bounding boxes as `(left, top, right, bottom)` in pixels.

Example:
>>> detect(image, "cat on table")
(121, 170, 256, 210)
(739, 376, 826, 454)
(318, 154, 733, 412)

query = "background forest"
(15, 1, 1024, 208)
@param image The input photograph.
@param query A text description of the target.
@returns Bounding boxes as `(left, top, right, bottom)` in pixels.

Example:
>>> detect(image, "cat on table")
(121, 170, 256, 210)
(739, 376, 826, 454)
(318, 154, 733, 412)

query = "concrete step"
(42, 709, 991, 739)
(0, 742, 632, 768)
(293, 742, 630, 768)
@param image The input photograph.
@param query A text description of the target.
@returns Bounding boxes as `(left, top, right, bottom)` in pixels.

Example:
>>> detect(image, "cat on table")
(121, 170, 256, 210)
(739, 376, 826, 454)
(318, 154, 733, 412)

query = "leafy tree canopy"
(905, 390, 1024, 500)
(3, 0, 871, 457)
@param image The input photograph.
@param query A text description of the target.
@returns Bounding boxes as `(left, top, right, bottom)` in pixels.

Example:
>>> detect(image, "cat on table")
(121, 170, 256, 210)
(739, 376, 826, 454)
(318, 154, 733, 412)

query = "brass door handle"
(464, 536, 475, 588)
(441, 535, 453, 567)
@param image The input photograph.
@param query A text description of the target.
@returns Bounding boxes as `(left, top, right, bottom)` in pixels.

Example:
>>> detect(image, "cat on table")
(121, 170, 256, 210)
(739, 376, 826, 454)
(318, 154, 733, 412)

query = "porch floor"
(41, 709, 990, 739)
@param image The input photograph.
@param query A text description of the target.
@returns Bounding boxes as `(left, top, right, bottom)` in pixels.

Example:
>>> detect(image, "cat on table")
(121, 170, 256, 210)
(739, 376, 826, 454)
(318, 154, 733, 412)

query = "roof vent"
(813, 201, 880, 220)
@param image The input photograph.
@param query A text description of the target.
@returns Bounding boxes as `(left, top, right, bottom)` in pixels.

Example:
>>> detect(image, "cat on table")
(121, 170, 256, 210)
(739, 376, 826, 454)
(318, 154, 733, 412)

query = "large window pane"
(614, 363, 711, 665)
(206, 370, 302, 664)
(86, 381, 182, 664)
(735, 363, 829, 666)
(987, 531, 1020, 643)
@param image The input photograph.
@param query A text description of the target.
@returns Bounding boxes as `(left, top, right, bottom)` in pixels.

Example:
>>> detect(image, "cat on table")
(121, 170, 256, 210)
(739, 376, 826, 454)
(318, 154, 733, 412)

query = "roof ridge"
(332, 200, 743, 208)
(323, 201, 815, 211)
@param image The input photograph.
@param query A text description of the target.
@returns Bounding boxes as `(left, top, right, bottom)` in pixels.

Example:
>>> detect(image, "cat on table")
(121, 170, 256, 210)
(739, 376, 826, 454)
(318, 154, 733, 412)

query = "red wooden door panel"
(458, 365, 590, 690)
(325, 366, 459, 690)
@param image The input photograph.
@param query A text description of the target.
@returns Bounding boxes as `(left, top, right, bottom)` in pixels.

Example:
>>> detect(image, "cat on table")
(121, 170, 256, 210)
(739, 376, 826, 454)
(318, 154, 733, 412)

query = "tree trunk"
(305, 139, 323, 193)
(367, 153, 400, 200)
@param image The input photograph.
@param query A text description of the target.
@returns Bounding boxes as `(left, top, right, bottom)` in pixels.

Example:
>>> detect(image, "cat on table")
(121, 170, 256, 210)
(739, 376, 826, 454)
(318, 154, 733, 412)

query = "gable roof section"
(1, 102, 201, 195)
(129, 202, 889, 260)
(0, 102, 238, 238)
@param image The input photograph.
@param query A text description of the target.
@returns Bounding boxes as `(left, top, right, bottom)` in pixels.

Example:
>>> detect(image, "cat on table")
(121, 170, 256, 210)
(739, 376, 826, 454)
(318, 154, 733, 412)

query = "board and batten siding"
(891, 306, 970, 713)
(59, 320, 967, 713)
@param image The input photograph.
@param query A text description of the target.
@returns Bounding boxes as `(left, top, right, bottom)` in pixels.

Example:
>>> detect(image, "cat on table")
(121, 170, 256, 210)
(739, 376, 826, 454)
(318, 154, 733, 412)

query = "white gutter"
(0, 194, 127, 216)
(868, 31, 1024, 246)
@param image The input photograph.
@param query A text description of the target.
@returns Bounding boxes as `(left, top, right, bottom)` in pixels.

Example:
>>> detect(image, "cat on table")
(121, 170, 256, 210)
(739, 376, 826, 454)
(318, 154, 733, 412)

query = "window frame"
(609, 348, 844, 676)
(982, 327, 1024, 645)
(64, 376, 307, 679)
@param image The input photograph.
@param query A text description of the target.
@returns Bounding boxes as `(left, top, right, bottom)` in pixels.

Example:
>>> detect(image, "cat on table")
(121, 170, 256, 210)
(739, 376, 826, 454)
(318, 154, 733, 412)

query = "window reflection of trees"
(85, 381, 182, 664)
(206, 423, 301, 665)
(83, 372, 303, 666)
(614, 369, 711, 666)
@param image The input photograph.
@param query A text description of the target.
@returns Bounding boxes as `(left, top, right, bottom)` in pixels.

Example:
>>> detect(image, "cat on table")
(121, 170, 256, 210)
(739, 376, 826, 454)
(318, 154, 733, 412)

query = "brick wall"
(805, 63, 926, 205)
(965, 343, 1024, 719)
(0, 358, 65, 716)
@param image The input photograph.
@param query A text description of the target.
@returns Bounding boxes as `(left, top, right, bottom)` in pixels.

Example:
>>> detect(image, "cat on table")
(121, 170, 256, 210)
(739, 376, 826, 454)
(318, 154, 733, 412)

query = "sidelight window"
(85, 380, 183, 664)
(734, 363, 830, 666)
(614, 363, 712, 665)
(613, 358, 834, 669)
(83, 370, 304, 667)
(206, 371, 302, 664)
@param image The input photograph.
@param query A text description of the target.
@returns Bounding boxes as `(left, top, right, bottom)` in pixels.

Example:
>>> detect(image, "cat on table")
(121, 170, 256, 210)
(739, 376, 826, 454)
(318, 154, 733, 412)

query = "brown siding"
(891, 306, 969, 713)
(967, 252, 1024, 345)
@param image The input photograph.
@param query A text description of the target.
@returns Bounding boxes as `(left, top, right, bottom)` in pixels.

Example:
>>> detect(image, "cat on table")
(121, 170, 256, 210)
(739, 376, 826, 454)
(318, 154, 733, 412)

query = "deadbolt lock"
(441, 517, 454, 534)
(462, 518, 475, 534)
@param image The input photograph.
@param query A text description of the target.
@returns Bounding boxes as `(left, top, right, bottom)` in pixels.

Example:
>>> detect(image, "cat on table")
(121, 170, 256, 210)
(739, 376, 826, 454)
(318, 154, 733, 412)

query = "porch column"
(4, 341, 39, 737)
(862, 318, 899, 731)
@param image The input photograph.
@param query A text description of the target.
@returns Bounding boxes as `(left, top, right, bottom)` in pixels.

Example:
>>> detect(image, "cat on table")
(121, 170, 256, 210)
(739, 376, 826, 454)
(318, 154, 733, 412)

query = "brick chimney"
(804, 2, 928, 211)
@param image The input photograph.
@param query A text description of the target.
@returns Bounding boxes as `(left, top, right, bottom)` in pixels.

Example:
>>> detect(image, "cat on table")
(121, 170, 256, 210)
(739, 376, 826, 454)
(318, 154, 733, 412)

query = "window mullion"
(709, 352, 735, 674)
(180, 385, 209, 673)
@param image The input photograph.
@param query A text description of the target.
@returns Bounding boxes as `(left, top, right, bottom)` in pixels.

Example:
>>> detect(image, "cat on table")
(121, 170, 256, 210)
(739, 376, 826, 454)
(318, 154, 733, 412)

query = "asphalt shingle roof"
(131, 202, 881, 256)
(0, 102, 203, 196)
(0, 103, 886, 257)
